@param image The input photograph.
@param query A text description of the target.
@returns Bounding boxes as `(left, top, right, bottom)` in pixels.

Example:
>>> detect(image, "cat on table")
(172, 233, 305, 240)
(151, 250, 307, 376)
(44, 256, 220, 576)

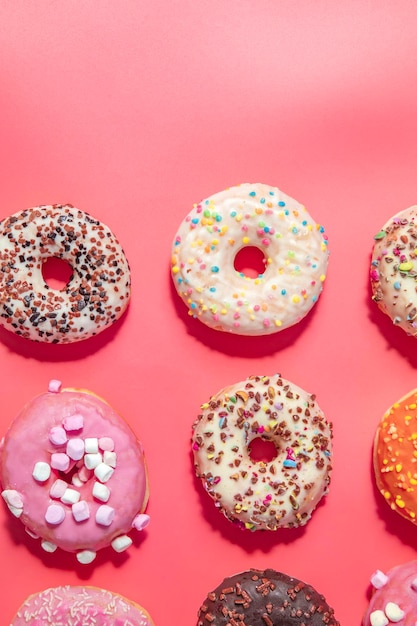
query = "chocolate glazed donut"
(197, 568, 340, 625)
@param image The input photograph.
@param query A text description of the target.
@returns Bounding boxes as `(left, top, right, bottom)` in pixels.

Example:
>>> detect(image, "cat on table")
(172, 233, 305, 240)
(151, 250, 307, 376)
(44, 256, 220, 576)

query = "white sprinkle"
(111, 534, 132, 553)
(76, 549, 96, 564)
(92, 481, 110, 502)
(32, 461, 51, 482)
(94, 462, 114, 483)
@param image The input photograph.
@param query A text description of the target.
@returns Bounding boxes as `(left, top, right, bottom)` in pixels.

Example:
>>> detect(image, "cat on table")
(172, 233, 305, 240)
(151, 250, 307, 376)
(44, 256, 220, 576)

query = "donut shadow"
(169, 272, 319, 358)
(1, 509, 149, 575)
(0, 304, 130, 363)
(366, 263, 417, 369)
(189, 449, 331, 553)
(369, 444, 417, 551)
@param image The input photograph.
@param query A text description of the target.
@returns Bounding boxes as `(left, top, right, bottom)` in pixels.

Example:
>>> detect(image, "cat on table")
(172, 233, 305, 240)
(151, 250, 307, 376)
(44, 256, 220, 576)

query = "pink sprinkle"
(66, 438, 85, 461)
(98, 437, 115, 452)
(132, 513, 151, 531)
(72, 500, 90, 522)
(212, 314, 219, 321)
(192, 442, 199, 450)
(48, 380, 62, 393)
(233, 312, 240, 319)
(254, 304, 260, 312)
(199, 264, 206, 270)
(51, 453, 70, 472)
(233, 321, 240, 328)
(263, 318, 271, 327)
(370, 270, 379, 281)
(63, 414, 84, 431)
(50, 479, 68, 499)
(258, 426, 265, 434)
(45, 504, 65, 525)
(213, 476, 221, 484)
(262, 238, 270, 246)
(49, 426, 67, 446)
(95, 504, 115, 526)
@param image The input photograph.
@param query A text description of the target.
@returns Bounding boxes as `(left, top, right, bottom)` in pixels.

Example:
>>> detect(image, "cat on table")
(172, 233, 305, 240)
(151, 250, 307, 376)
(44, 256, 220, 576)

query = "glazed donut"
(0, 204, 130, 343)
(0, 380, 149, 564)
(197, 568, 340, 625)
(11, 586, 155, 625)
(192, 374, 333, 530)
(363, 561, 417, 626)
(171, 183, 329, 335)
(373, 388, 417, 525)
(371, 205, 417, 337)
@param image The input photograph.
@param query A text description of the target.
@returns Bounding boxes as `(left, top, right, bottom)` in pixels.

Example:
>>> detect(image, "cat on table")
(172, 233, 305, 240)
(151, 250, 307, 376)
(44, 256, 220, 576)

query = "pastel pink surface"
(1, 1, 417, 624)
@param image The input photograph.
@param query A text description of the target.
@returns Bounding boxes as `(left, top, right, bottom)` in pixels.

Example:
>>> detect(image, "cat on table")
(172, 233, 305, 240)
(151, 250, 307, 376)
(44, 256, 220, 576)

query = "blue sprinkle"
(260, 197, 265, 204)
(211, 266, 220, 273)
(219, 417, 227, 428)
(191, 218, 199, 224)
(320, 226, 325, 233)
(230, 210, 237, 217)
(209, 287, 216, 292)
(302, 220, 307, 226)
(284, 209, 289, 215)
(312, 295, 317, 302)
(269, 190, 275, 196)
(190, 303, 197, 309)
(283, 459, 297, 468)
(292, 227, 298, 234)
(278, 201, 286, 207)
(249, 191, 256, 197)
(281, 289, 287, 295)
(264, 226, 270, 233)
(394, 281, 401, 290)
(215, 214, 222, 222)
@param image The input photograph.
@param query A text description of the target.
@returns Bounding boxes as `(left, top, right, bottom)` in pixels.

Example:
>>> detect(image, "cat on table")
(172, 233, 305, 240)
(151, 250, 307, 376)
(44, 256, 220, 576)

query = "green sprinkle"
(374, 230, 386, 240)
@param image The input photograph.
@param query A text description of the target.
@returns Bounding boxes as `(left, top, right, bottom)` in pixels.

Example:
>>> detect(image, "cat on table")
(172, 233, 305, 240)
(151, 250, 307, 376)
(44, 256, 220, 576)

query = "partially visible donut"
(0, 204, 131, 343)
(0, 380, 150, 564)
(197, 568, 340, 625)
(192, 374, 333, 530)
(371, 205, 417, 337)
(11, 586, 155, 625)
(171, 183, 329, 335)
(363, 561, 417, 626)
(373, 388, 417, 525)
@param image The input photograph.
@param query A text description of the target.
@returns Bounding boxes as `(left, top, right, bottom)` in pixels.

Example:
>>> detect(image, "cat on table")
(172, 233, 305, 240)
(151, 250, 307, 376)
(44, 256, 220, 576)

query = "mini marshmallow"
(92, 482, 110, 502)
(385, 602, 405, 622)
(76, 549, 96, 564)
(103, 450, 117, 468)
(95, 504, 115, 526)
(32, 461, 51, 482)
(132, 513, 151, 531)
(78, 465, 92, 483)
(63, 413, 84, 431)
(94, 462, 114, 483)
(111, 534, 132, 553)
(66, 438, 85, 461)
(72, 500, 90, 522)
(84, 437, 99, 454)
(1, 489, 23, 509)
(61, 488, 81, 505)
(84, 452, 102, 470)
(370, 570, 389, 589)
(49, 479, 68, 499)
(99, 436, 114, 452)
(41, 540, 58, 553)
(71, 474, 84, 488)
(51, 452, 70, 472)
(25, 527, 39, 539)
(48, 379, 62, 393)
(45, 504, 65, 525)
(49, 426, 67, 446)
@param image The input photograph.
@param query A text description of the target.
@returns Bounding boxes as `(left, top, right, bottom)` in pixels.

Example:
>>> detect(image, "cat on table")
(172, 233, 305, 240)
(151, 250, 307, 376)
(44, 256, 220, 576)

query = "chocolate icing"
(197, 568, 339, 625)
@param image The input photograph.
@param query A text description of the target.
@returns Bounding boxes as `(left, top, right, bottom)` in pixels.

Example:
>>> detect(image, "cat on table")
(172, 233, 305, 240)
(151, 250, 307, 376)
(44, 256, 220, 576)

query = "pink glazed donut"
(363, 561, 417, 625)
(11, 586, 155, 626)
(0, 380, 150, 564)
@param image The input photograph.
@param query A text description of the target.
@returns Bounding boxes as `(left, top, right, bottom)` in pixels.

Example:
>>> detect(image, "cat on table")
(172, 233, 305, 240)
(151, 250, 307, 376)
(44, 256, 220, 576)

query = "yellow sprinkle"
(399, 261, 414, 271)
(395, 496, 406, 508)
(396, 463, 403, 473)
(235, 214, 242, 222)
(307, 224, 313, 231)
(410, 403, 417, 410)
(245, 522, 255, 530)
(320, 274, 326, 282)
(384, 491, 391, 500)
(269, 420, 278, 428)
(221, 308, 227, 315)
(201, 402, 209, 409)
(172, 265, 180, 274)
(207, 454, 214, 460)
(292, 295, 301, 303)
(275, 319, 282, 327)
(212, 239, 219, 246)
(242, 236, 250, 244)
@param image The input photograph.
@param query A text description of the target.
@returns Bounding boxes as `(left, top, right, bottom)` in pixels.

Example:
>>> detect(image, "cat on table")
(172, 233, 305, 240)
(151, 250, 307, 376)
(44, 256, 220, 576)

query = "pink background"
(1, 1, 417, 623)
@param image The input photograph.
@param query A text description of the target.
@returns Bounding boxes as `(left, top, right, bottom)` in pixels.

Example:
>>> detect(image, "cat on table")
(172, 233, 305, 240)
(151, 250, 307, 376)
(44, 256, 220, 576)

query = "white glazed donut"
(0, 204, 131, 343)
(192, 374, 333, 530)
(171, 183, 329, 335)
(371, 205, 417, 337)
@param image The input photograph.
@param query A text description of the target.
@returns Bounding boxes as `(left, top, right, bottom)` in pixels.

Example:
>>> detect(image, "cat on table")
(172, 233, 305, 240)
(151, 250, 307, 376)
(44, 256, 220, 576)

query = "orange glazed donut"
(0, 204, 131, 343)
(0, 380, 150, 564)
(11, 586, 155, 625)
(373, 388, 417, 525)
(192, 374, 333, 530)
(171, 183, 329, 336)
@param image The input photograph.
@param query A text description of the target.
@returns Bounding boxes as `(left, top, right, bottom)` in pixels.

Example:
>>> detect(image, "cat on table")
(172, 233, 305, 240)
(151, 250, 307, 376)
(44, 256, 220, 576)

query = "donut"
(11, 586, 155, 625)
(0, 204, 130, 343)
(363, 561, 417, 626)
(191, 374, 333, 530)
(371, 205, 417, 337)
(171, 183, 329, 336)
(373, 388, 417, 525)
(197, 568, 340, 625)
(0, 380, 150, 564)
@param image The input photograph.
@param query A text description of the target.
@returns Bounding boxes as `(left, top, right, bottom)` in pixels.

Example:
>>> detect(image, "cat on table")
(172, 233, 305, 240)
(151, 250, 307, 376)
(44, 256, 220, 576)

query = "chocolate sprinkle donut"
(197, 568, 340, 625)
(0, 204, 131, 343)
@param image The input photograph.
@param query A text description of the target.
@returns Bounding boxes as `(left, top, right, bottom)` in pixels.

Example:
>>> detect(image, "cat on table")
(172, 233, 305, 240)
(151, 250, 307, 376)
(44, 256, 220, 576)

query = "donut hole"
(248, 437, 278, 463)
(234, 246, 267, 278)
(42, 256, 73, 290)
(57, 464, 80, 485)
